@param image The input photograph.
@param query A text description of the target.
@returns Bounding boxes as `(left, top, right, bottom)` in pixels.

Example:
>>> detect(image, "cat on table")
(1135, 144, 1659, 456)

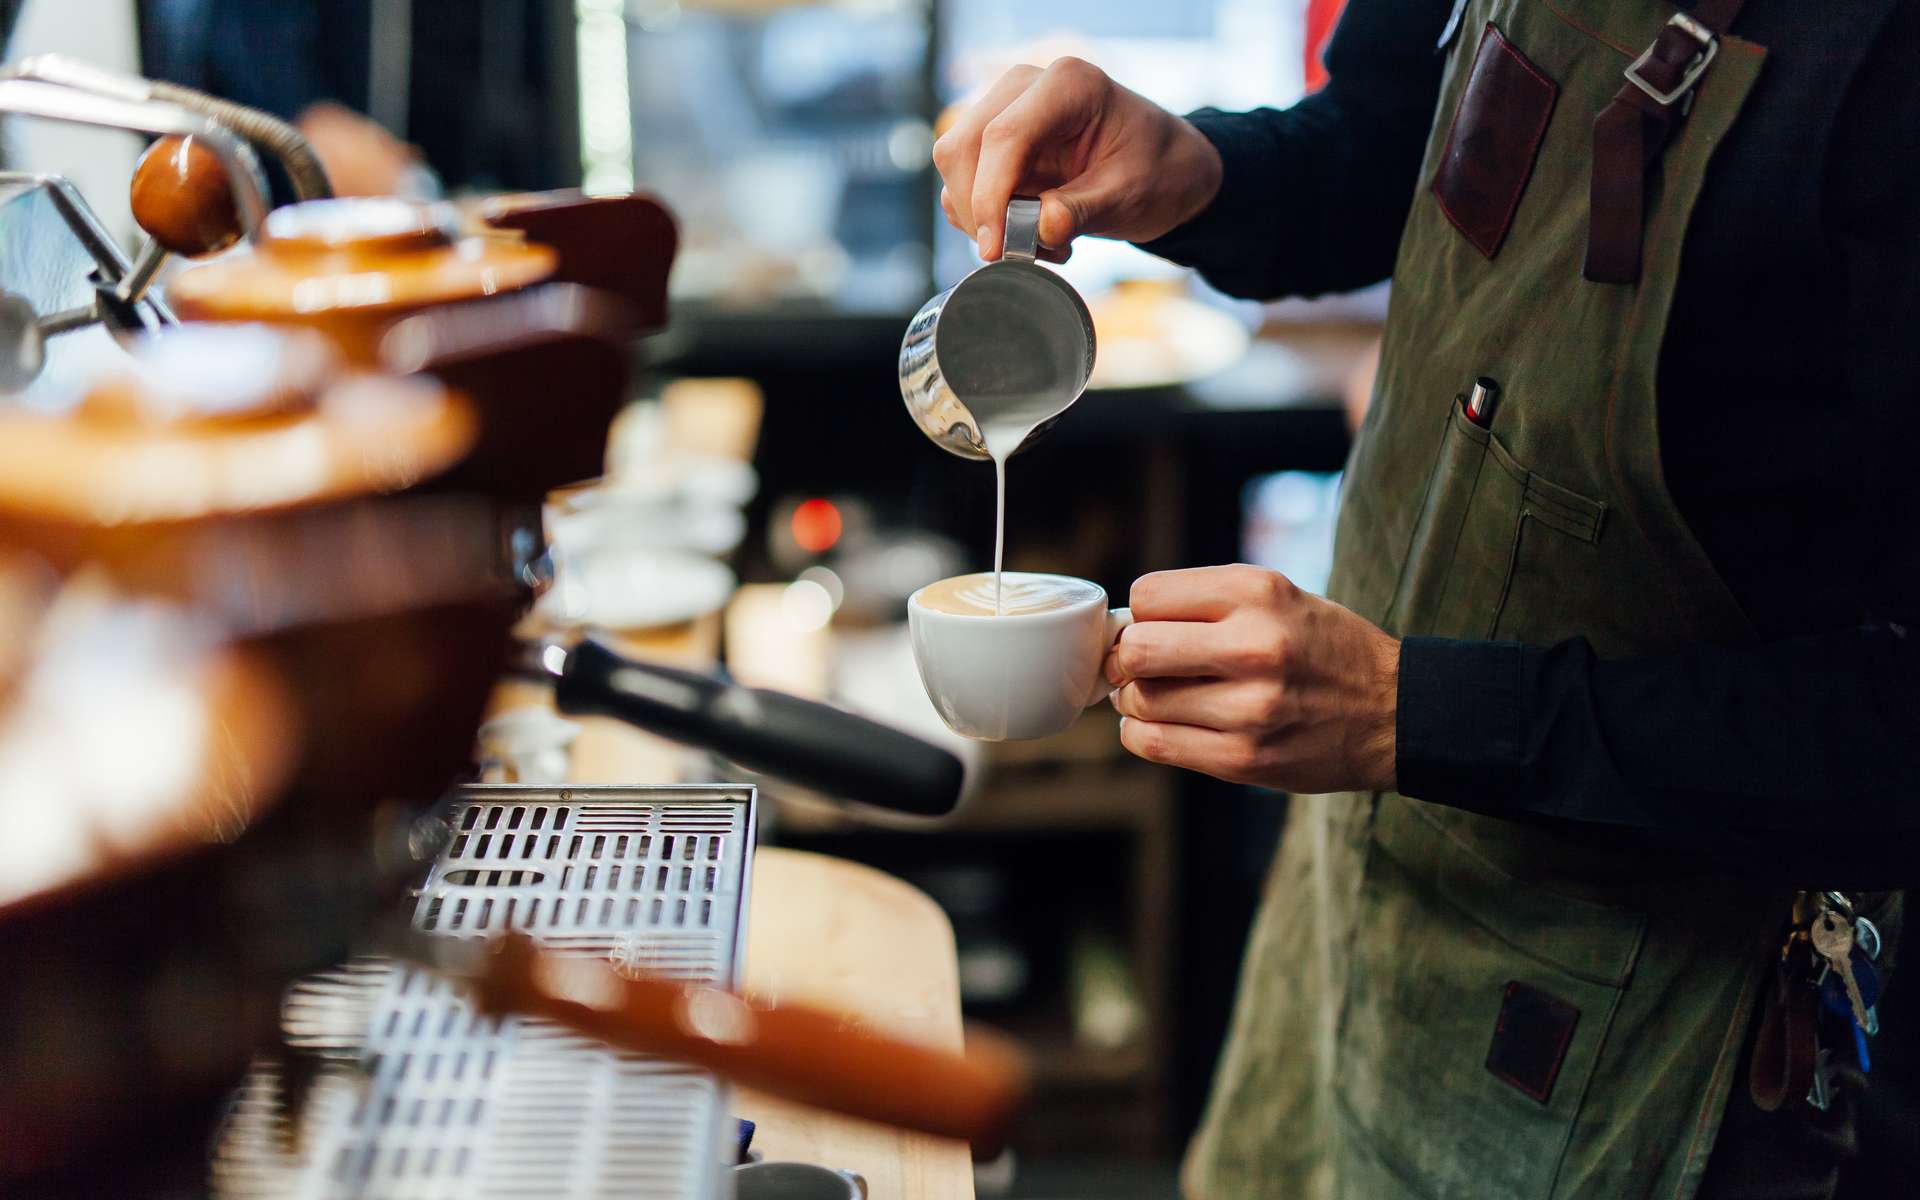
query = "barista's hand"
(933, 58, 1223, 262)
(1106, 566, 1400, 794)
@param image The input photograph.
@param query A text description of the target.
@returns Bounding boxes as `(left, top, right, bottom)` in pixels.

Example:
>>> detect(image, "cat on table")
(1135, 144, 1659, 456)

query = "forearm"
(1135, 0, 1453, 299)
(1397, 627, 1920, 833)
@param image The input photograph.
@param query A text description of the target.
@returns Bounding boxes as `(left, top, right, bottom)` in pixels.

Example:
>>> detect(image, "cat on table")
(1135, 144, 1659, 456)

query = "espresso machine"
(0, 59, 1012, 1198)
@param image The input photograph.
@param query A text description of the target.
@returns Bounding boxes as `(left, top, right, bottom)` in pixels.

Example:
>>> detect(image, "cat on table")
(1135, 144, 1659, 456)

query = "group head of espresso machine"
(0, 57, 993, 1192)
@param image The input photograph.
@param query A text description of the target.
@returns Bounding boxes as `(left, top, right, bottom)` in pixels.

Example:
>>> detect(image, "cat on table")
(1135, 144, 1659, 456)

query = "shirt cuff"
(1395, 636, 1527, 807)
(1132, 109, 1277, 269)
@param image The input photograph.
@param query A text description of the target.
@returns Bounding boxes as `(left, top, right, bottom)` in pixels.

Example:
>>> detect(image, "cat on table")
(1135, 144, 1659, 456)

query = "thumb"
(1038, 161, 1136, 248)
(1035, 189, 1088, 250)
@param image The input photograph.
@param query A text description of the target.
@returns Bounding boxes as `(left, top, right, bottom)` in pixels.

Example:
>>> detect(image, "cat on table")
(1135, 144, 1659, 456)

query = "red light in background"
(790, 498, 843, 554)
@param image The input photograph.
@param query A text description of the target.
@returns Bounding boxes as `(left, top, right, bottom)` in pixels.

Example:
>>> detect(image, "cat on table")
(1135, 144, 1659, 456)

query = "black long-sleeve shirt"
(1139, 0, 1920, 865)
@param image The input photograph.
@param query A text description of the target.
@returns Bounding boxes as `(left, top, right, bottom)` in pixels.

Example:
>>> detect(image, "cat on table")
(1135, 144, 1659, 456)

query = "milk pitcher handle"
(1003, 196, 1042, 262)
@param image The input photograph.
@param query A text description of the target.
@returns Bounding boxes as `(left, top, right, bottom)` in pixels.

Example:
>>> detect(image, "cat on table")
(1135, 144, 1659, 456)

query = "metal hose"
(4, 56, 335, 203)
(146, 81, 334, 202)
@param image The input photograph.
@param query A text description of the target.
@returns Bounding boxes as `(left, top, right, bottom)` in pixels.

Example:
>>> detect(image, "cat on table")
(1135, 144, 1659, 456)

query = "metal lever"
(0, 78, 269, 242)
(5, 54, 330, 202)
(0, 67, 286, 388)
(514, 638, 967, 817)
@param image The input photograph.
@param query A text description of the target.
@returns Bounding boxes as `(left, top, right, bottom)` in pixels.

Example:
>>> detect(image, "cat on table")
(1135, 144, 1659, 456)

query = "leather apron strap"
(1586, 0, 1749, 283)
(1748, 947, 1820, 1112)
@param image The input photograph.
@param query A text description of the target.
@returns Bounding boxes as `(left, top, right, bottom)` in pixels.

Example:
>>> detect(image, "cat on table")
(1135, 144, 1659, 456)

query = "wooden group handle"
(130, 134, 242, 257)
(471, 934, 1027, 1149)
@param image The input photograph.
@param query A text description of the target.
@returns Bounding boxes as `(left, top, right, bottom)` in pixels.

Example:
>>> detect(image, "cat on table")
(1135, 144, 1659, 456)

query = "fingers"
(1119, 718, 1265, 783)
(1129, 565, 1296, 622)
(932, 65, 1043, 242)
(954, 178, 1070, 260)
(1111, 677, 1288, 730)
(1106, 620, 1250, 682)
(969, 57, 1106, 260)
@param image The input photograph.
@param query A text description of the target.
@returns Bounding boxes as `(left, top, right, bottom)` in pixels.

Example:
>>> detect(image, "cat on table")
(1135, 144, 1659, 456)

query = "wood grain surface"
(740, 848, 977, 1200)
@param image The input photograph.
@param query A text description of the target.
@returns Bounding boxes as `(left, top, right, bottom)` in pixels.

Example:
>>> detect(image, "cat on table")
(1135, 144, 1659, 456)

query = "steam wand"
(510, 638, 966, 818)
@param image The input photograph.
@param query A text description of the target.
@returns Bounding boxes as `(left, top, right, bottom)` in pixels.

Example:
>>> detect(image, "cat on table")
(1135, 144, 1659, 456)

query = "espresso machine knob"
(130, 134, 243, 258)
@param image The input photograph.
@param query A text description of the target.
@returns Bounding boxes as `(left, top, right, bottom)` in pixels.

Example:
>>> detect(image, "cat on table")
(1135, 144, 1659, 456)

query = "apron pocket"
(1430, 22, 1559, 259)
(1333, 796, 1646, 1199)
(1386, 397, 1605, 641)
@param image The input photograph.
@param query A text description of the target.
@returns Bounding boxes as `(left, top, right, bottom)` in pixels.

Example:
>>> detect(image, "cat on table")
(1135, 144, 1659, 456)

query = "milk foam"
(916, 572, 1101, 617)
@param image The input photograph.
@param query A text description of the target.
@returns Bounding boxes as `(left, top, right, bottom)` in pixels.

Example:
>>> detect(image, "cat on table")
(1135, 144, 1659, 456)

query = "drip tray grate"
(213, 786, 755, 1200)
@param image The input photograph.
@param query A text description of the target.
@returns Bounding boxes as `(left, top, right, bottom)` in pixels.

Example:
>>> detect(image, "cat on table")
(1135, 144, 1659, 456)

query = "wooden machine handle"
(481, 192, 677, 331)
(130, 134, 242, 257)
(470, 934, 1027, 1149)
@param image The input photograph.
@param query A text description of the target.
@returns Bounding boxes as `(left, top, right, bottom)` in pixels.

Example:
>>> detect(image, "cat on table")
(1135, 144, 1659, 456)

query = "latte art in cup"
(908, 572, 1132, 741)
(914, 572, 1103, 617)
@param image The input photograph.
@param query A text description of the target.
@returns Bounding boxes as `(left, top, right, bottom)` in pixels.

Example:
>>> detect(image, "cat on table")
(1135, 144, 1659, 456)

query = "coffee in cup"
(908, 571, 1131, 741)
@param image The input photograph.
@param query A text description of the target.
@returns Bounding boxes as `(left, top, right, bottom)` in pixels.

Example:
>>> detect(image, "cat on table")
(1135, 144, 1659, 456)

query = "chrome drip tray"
(213, 786, 756, 1200)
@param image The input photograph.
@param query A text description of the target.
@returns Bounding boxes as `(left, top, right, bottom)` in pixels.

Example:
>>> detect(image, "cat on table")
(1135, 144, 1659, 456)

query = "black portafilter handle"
(532, 637, 966, 817)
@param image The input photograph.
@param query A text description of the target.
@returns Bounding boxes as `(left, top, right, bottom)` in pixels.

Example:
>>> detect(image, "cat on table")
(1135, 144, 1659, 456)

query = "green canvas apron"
(1182, 2, 1810, 1196)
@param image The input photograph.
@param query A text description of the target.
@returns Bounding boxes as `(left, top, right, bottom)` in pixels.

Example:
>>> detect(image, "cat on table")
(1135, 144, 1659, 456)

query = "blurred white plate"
(537, 546, 737, 631)
(548, 494, 748, 559)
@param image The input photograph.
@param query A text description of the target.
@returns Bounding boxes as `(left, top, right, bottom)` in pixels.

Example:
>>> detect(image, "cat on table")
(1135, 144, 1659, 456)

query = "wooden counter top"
(739, 848, 975, 1199)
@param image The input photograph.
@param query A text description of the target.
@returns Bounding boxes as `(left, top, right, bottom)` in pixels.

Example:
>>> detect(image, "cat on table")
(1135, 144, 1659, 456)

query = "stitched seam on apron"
(1548, 946, 1641, 1198)
(1382, 404, 1467, 631)
(1524, 482, 1606, 541)
(1487, 516, 1525, 639)
(1399, 802, 1644, 986)
(1434, 425, 1493, 621)
(1540, 0, 1637, 57)
(1329, 797, 1384, 1058)
(1402, 799, 1642, 924)
(1329, 1087, 1451, 1200)
(1672, 950, 1768, 1198)
(1483, 432, 1608, 542)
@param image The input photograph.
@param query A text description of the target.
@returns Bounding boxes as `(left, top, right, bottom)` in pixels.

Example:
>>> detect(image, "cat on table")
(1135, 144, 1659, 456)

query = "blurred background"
(0, 0, 1385, 1195)
(581, 5, 1371, 1189)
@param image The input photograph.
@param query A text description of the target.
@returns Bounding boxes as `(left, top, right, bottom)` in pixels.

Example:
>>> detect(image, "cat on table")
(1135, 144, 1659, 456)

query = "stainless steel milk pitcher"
(899, 197, 1096, 461)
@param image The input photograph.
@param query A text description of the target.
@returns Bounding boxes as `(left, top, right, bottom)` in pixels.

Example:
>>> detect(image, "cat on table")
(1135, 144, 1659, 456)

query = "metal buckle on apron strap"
(1624, 13, 1718, 108)
(1584, 0, 1747, 284)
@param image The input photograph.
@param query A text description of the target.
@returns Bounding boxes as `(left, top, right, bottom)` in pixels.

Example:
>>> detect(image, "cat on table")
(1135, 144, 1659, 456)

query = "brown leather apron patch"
(1486, 980, 1582, 1104)
(1430, 23, 1559, 259)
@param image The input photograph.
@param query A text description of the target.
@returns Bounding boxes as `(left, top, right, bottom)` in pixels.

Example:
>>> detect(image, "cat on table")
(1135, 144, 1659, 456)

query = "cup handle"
(1086, 607, 1134, 707)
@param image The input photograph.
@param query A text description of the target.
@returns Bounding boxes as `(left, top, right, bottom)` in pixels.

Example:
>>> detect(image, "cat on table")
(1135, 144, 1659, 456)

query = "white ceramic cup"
(908, 572, 1133, 741)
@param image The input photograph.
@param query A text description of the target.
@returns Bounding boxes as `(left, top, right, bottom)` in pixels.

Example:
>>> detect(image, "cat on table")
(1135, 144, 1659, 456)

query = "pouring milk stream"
(898, 197, 1097, 606)
(979, 398, 1071, 611)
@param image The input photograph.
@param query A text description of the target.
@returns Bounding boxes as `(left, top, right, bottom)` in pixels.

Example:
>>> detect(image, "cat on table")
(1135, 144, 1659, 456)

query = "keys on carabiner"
(1808, 1047, 1836, 1112)
(1810, 908, 1873, 1034)
(1855, 915, 1883, 962)
(1851, 913, 1883, 1037)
